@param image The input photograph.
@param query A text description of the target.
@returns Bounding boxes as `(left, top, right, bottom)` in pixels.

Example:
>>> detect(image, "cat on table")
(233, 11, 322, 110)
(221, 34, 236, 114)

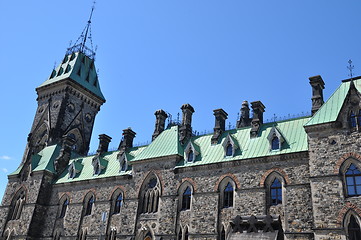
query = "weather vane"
(347, 59, 355, 79)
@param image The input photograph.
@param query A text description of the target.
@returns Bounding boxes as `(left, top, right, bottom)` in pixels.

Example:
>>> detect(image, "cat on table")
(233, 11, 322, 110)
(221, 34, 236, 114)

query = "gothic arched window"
(226, 143, 233, 157)
(10, 189, 26, 220)
(84, 195, 95, 216)
(348, 215, 361, 240)
(177, 228, 182, 240)
(181, 187, 192, 211)
(223, 182, 234, 208)
(141, 176, 161, 213)
(59, 197, 69, 218)
(114, 193, 123, 214)
(270, 178, 282, 206)
(345, 164, 361, 197)
(271, 137, 280, 150)
(184, 227, 189, 240)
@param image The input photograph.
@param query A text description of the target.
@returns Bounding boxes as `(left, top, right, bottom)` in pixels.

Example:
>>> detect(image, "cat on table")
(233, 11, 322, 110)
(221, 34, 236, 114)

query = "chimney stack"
(211, 108, 228, 144)
(250, 101, 265, 138)
(152, 109, 168, 141)
(237, 100, 251, 128)
(96, 134, 112, 155)
(54, 135, 76, 174)
(179, 103, 195, 144)
(118, 128, 136, 150)
(309, 75, 325, 116)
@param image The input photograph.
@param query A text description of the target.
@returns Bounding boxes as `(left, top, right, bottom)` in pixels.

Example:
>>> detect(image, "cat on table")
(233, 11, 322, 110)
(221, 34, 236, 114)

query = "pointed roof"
(305, 78, 361, 126)
(37, 51, 105, 101)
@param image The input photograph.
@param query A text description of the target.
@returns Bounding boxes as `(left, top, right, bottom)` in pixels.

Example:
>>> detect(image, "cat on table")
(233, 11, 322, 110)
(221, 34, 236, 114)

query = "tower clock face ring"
(68, 103, 75, 112)
(52, 101, 61, 110)
(85, 113, 92, 123)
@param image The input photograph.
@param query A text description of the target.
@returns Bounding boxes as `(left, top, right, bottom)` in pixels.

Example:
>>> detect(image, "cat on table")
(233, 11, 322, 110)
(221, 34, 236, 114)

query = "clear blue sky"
(0, 1, 360, 200)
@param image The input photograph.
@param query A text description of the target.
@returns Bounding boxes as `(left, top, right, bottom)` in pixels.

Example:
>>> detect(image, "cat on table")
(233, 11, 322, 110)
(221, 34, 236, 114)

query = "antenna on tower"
(66, 1, 97, 59)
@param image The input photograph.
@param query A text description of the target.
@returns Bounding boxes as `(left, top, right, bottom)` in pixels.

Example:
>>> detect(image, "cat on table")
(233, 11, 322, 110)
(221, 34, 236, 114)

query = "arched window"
(226, 143, 233, 157)
(270, 178, 282, 206)
(187, 150, 194, 163)
(350, 111, 357, 128)
(348, 215, 361, 240)
(223, 182, 234, 208)
(144, 232, 152, 240)
(121, 159, 127, 172)
(59, 197, 69, 218)
(85, 195, 95, 216)
(53, 231, 61, 240)
(345, 164, 361, 197)
(141, 176, 161, 213)
(10, 189, 26, 220)
(114, 193, 123, 214)
(181, 187, 192, 211)
(271, 137, 280, 150)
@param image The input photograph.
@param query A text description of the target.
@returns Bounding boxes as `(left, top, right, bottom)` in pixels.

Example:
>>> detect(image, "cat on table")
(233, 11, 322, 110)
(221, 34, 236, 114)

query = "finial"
(348, 59, 355, 80)
(66, 1, 96, 59)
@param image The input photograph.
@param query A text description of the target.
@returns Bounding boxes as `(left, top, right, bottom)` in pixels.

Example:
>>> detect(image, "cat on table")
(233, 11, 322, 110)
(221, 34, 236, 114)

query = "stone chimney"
(309, 75, 325, 116)
(236, 100, 251, 128)
(179, 103, 195, 144)
(96, 134, 112, 155)
(250, 101, 265, 138)
(54, 135, 76, 174)
(152, 109, 168, 141)
(118, 128, 136, 150)
(211, 108, 228, 144)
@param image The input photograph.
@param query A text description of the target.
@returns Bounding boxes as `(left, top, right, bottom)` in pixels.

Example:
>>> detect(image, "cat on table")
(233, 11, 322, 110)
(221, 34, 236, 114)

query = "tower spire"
(66, 1, 97, 59)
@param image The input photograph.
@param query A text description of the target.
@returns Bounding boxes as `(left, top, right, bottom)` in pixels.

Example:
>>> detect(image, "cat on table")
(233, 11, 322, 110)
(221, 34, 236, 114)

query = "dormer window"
(92, 157, 104, 176)
(118, 153, 128, 172)
(267, 127, 285, 151)
(222, 134, 238, 157)
(271, 136, 280, 150)
(187, 150, 194, 162)
(69, 166, 75, 179)
(184, 142, 199, 163)
(68, 162, 80, 179)
(225, 143, 233, 157)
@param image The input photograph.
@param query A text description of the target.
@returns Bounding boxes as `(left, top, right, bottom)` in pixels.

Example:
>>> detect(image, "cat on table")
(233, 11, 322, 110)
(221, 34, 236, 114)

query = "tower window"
(270, 178, 282, 206)
(226, 143, 233, 157)
(85, 196, 94, 216)
(142, 177, 160, 213)
(181, 187, 192, 211)
(59, 198, 69, 218)
(10, 189, 26, 220)
(348, 215, 361, 240)
(113, 193, 123, 214)
(223, 182, 234, 208)
(271, 136, 280, 150)
(350, 111, 357, 128)
(345, 164, 361, 197)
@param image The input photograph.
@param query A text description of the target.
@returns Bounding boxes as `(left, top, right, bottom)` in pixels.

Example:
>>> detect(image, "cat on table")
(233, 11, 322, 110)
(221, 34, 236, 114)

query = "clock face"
(85, 113, 93, 123)
(52, 100, 61, 110)
(68, 103, 75, 113)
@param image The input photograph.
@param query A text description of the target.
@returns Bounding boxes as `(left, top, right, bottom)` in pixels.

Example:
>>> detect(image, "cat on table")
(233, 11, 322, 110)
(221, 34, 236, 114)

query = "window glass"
(346, 164, 361, 196)
(271, 137, 280, 150)
(187, 150, 194, 162)
(223, 182, 234, 208)
(181, 187, 192, 210)
(350, 111, 357, 128)
(59, 198, 69, 218)
(270, 178, 282, 205)
(348, 215, 361, 240)
(114, 193, 122, 214)
(226, 143, 233, 156)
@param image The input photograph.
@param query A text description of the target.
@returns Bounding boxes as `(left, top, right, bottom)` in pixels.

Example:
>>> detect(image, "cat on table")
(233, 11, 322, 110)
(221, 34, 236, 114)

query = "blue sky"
(0, 1, 360, 200)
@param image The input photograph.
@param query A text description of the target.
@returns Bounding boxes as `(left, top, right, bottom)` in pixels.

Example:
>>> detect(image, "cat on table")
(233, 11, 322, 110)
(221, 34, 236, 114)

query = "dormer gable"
(222, 134, 239, 157)
(118, 152, 129, 172)
(91, 156, 106, 175)
(184, 141, 199, 163)
(68, 160, 82, 179)
(267, 126, 285, 151)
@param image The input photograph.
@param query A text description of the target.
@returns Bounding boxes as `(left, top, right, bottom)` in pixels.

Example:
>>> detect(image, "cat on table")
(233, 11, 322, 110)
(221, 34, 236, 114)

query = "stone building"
(1, 23, 361, 240)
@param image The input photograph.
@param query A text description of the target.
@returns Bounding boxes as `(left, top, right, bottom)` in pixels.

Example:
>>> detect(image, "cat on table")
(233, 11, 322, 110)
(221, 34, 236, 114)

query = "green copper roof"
(38, 52, 105, 101)
(131, 126, 182, 161)
(305, 79, 361, 126)
(55, 146, 146, 184)
(176, 116, 310, 167)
